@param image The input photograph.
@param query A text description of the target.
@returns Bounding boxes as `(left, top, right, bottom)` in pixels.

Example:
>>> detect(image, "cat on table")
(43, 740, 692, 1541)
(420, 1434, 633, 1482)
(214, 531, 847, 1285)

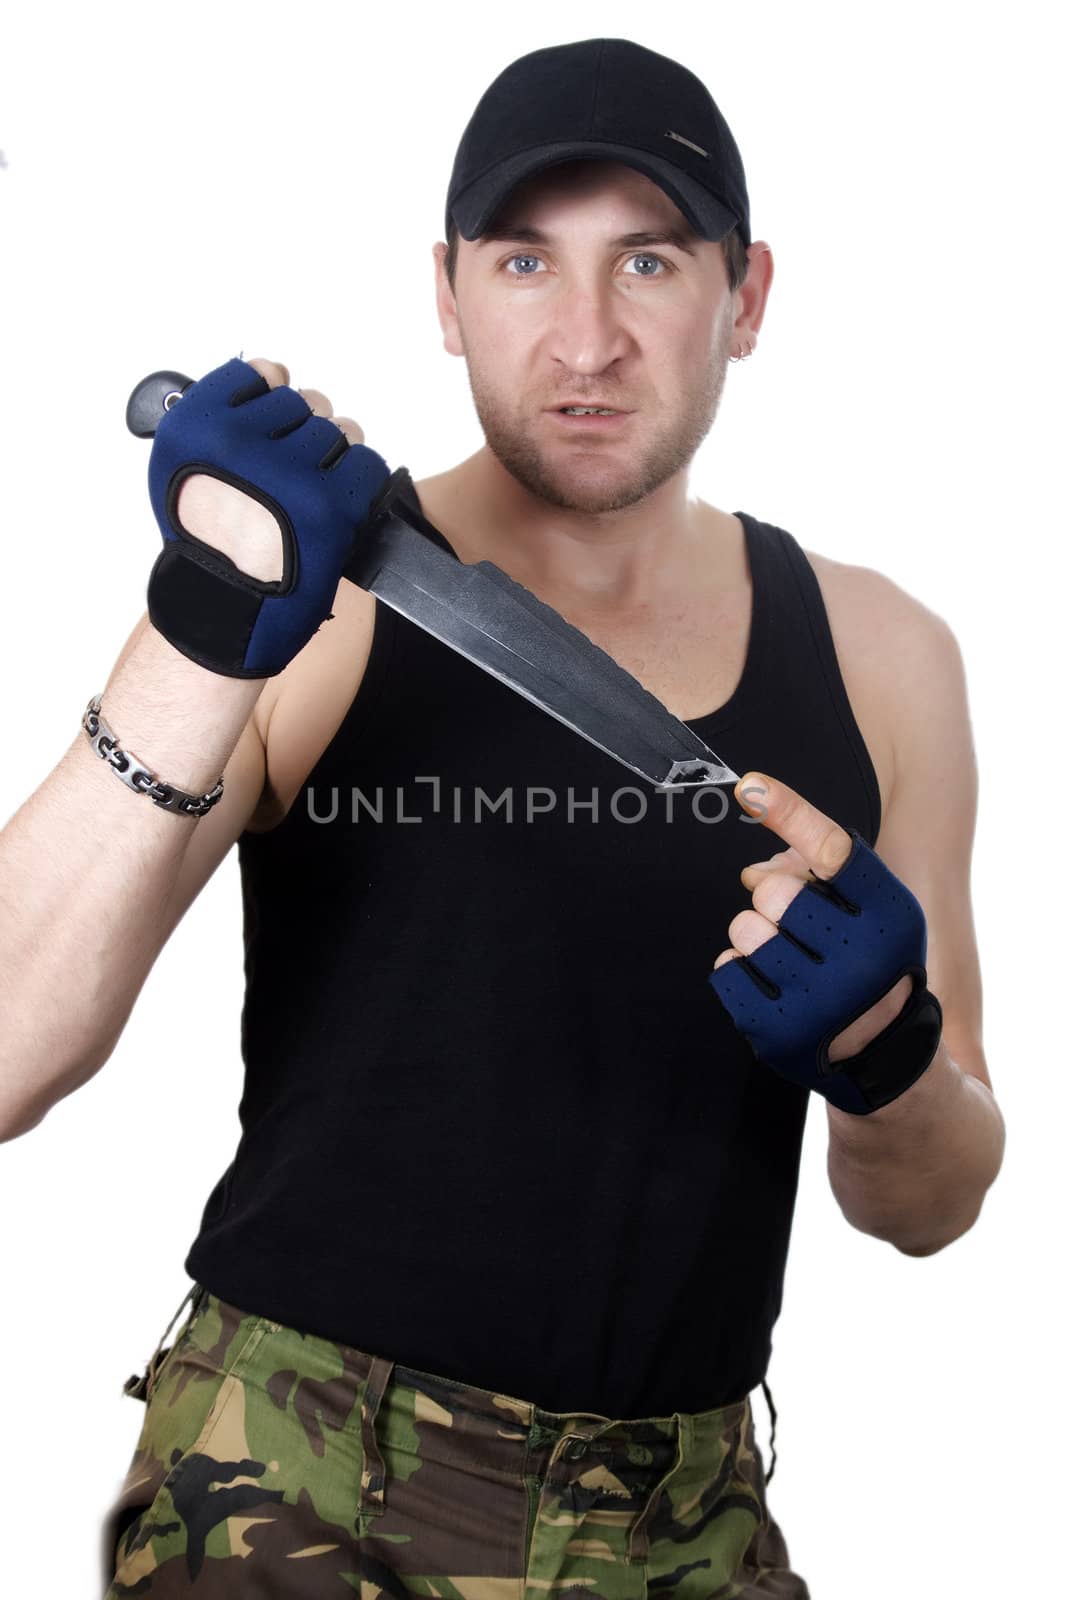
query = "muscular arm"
(824, 585, 1006, 1254)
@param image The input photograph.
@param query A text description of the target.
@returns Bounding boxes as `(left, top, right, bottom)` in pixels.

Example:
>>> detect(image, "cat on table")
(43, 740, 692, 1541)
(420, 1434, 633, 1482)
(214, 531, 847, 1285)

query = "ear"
(729, 240, 774, 357)
(432, 241, 465, 358)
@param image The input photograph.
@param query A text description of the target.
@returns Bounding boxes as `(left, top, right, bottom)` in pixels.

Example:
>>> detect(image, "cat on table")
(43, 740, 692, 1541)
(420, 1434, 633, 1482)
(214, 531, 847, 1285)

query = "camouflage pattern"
(101, 1285, 809, 1597)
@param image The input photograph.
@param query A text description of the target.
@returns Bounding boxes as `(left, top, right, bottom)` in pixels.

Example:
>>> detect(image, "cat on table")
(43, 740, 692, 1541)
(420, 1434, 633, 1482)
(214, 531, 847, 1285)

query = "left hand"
(714, 772, 914, 1064)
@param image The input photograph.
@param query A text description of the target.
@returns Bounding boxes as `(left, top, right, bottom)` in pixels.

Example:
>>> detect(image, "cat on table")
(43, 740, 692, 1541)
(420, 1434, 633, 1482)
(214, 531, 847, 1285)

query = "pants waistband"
(128, 1282, 777, 1564)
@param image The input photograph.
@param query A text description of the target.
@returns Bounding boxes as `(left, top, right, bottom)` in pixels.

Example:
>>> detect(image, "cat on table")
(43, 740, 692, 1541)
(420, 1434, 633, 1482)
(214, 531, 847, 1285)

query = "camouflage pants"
(101, 1283, 810, 1597)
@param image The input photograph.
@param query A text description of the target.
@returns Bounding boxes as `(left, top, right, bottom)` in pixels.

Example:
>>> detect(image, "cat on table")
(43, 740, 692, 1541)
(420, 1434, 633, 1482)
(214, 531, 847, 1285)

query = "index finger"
(736, 771, 855, 880)
(245, 357, 290, 388)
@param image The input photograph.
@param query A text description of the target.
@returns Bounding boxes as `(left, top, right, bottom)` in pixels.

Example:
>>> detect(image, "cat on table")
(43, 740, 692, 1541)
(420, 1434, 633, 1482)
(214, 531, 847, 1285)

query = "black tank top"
(185, 488, 881, 1418)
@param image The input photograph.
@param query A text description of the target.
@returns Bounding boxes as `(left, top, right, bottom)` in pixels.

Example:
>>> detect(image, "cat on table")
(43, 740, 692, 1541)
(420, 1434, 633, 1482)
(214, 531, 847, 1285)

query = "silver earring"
(729, 340, 754, 363)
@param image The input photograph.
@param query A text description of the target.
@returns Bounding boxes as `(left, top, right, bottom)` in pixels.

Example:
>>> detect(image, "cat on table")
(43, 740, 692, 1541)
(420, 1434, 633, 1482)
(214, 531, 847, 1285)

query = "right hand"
(174, 358, 367, 583)
(145, 354, 392, 680)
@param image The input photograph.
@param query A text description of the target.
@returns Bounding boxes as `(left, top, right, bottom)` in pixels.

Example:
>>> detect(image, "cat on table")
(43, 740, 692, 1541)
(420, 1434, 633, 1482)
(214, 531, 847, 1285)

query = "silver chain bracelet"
(81, 694, 224, 819)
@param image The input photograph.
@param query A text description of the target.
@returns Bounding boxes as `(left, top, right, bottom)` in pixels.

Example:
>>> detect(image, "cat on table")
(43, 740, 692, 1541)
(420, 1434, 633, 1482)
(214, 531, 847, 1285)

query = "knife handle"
(125, 369, 197, 438)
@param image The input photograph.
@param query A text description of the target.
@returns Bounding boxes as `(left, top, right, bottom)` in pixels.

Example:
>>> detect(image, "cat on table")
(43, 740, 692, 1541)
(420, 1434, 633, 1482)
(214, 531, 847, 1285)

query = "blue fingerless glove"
(146, 356, 391, 677)
(708, 828, 943, 1114)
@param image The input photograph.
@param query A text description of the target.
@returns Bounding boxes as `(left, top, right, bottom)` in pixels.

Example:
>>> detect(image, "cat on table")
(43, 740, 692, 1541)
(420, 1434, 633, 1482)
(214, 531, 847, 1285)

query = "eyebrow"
(473, 225, 700, 258)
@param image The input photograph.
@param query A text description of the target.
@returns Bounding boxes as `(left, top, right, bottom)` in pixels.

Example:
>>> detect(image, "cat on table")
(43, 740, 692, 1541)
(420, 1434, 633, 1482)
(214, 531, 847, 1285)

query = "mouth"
(546, 407, 633, 429)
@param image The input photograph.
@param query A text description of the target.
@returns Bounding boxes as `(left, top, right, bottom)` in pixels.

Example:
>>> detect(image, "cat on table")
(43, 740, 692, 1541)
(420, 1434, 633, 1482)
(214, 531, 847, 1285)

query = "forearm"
(0, 621, 263, 1138)
(825, 1039, 1005, 1254)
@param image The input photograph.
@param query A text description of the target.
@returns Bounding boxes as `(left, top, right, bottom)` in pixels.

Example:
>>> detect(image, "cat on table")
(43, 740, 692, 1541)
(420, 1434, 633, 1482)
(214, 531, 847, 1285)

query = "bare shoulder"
(804, 544, 956, 635)
(805, 545, 964, 695)
(802, 544, 966, 818)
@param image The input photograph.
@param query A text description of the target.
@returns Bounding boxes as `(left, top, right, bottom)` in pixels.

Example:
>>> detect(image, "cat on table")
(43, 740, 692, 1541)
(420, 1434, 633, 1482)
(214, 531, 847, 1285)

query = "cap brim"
(450, 142, 743, 245)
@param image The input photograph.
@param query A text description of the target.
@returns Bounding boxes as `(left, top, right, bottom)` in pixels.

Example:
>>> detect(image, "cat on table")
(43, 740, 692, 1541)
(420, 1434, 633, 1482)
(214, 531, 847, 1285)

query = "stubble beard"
(460, 316, 734, 517)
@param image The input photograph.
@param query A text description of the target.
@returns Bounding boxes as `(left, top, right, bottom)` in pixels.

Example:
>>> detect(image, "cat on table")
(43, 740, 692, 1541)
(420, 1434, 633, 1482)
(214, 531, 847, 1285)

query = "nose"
(547, 271, 633, 376)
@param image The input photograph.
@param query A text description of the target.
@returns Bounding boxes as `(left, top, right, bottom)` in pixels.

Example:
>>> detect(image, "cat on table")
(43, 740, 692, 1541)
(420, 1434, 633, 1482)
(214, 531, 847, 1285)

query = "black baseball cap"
(445, 37, 751, 250)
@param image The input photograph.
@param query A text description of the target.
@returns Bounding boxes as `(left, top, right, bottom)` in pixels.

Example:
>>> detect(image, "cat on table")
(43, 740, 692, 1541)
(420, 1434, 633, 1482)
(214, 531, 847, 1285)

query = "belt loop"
(760, 1379, 778, 1484)
(626, 1413, 690, 1566)
(122, 1280, 200, 1402)
(358, 1355, 395, 1522)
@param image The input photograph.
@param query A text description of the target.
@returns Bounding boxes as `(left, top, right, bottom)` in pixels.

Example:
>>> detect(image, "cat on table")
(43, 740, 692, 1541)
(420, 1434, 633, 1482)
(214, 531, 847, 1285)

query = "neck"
(436, 446, 712, 612)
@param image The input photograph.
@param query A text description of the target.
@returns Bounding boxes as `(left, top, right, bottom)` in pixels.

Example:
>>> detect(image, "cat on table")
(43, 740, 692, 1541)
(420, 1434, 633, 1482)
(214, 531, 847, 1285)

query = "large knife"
(127, 368, 739, 790)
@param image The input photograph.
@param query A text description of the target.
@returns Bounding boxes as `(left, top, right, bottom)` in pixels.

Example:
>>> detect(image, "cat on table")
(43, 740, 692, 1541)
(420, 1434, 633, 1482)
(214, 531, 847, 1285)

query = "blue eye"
(502, 252, 669, 278)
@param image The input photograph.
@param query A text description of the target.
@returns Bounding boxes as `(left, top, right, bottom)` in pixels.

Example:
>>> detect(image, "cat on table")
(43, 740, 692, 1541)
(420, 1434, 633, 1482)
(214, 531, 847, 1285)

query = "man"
(0, 37, 1003, 1599)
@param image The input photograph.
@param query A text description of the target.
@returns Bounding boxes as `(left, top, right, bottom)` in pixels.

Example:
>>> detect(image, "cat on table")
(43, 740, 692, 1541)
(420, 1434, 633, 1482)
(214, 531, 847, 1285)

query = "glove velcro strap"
(828, 974, 943, 1113)
(147, 540, 274, 678)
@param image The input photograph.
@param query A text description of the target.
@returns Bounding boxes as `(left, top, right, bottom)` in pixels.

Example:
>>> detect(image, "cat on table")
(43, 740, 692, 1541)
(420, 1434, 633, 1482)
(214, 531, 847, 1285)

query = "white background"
(1, 2, 1063, 1594)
